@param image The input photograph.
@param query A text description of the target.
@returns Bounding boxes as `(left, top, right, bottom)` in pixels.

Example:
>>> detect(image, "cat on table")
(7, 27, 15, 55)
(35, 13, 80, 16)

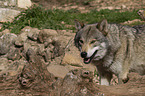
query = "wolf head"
(74, 19, 109, 64)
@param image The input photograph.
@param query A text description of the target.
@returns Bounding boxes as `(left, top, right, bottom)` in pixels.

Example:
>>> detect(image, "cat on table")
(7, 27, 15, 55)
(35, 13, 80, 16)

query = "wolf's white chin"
(93, 49, 107, 61)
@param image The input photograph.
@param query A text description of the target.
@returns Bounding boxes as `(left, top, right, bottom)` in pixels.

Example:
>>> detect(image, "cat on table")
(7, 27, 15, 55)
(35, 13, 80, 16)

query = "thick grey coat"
(74, 19, 145, 85)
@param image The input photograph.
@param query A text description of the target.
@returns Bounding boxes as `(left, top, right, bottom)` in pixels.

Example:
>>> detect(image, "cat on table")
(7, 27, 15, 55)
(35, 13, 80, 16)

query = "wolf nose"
(81, 52, 87, 58)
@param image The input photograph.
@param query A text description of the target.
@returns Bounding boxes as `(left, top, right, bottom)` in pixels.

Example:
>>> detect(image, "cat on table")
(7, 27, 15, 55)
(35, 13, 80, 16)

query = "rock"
(0, 29, 10, 37)
(7, 47, 22, 61)
(0, 58, 10, 72)
(43, 46, 53, 62)
(27, 28, 40, 41)
(0, 8, 20, 22)
(18, 48, 55, 90)
(70, 5, 78, 9)
(121, 4, 126, 9)
(55, 35, 72, 48)
(120, 19, 144, 25)
(0, 0, 17, 6)
(47, 64, 69, 78)
(99, 6, 114, 10)
(60, 69, 98, 96)
(23, 40, 45, 58)
(3, 60, 27, 76)
(51, 41, 64, 59)
(15, 26, 41, 47)
(17, 0, 32, 9)
(43, 40, 64, 62)
(0, 33, 17, 55)
(38, 29, 58, 43)
(0, 0, 32, 22)
(44, 38, 53, 48)
(11, 59, 27, 71)
(62, 53, 83, 67)
(21, 26, 33, 32)
(15, 31, 28, 47)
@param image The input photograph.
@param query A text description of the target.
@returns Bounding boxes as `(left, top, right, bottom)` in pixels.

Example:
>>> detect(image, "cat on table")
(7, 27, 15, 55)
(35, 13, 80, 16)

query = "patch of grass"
(0, 5, 143, 34)
(88, 9, 142, 23)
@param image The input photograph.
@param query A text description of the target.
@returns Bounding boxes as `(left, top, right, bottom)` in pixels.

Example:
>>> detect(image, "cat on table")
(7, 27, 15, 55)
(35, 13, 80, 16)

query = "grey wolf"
(74, 19, 145, 85)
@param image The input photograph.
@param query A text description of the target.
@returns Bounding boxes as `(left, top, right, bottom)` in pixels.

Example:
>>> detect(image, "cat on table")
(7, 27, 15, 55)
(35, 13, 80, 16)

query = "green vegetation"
(0, 5, 144, 34)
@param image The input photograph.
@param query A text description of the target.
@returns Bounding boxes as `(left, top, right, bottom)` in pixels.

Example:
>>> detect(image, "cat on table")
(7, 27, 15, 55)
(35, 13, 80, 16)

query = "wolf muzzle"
(80, 50, 98, 64)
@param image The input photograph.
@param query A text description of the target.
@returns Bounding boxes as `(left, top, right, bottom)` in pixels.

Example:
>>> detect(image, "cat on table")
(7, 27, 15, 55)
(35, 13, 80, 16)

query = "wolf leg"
(118, 69, 129, 84)
(99, 76, 110, 86)
(99, 73, 112, 86)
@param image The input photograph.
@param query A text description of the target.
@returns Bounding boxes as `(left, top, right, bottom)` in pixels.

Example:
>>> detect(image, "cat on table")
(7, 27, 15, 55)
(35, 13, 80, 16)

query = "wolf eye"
(90, 39, 96, 44)
(79, 40, 83, 44)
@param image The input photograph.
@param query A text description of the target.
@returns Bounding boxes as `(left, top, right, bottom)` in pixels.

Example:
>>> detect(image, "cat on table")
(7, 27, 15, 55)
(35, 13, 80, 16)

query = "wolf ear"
(74, 19, 84, 31)
(97, 19, 108, 36)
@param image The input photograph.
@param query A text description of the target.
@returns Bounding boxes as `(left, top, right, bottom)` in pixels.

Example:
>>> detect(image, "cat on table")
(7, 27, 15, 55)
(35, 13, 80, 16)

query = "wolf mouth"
(83, 50, 98, 64)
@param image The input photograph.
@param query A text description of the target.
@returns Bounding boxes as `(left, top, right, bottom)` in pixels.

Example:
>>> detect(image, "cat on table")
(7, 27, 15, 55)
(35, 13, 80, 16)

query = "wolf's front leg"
(118, 70, 129, 84)
(99, 76, 110, 86)
(99, 73, 112, 86)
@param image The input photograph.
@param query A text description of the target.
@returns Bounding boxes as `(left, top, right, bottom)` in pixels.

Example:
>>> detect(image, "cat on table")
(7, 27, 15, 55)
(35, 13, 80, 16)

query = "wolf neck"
(106, 24, 121, 53)
(92, 47, 114, 66)
(92, 24, 122, 67)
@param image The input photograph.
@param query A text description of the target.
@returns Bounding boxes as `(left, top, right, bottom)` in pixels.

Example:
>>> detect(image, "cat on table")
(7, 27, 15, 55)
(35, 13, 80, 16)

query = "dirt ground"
(32, 0, 145, 12)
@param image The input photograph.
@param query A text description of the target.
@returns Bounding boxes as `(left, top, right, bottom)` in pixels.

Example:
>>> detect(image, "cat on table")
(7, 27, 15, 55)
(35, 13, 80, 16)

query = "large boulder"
(60, 69, 98, 96)
(0, 58, 10, 72)
(17, 0, 32, 9)
(47, 64, 70, 78)
(27, 28, 40, 41)
(0, 29, 10, 37)
(7, 47, 22, 61)
(0, 33, 17, 55)
(0, 8, 20, 22)
(0, 0, 32, 22)
(38, 29, 58, 43)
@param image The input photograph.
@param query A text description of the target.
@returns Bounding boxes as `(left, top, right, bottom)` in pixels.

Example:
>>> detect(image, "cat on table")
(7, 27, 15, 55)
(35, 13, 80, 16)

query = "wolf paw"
(122, 76, 129, 83)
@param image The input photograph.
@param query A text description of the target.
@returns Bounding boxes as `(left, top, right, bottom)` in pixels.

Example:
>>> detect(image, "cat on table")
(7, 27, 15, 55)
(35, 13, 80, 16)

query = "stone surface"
(0, 0, 32, 22)
(27, 28, 40, 41)
(15, 31, 28, 47)
(0, 33, 17, 55)
(0, 58, 10, 72)
(62, 53, 83, 67)
(15, 26, 32, 46)
(0, 0, 17, 7)
(60, 69, 97, 96)
(17, 0, 32, 9)
(0, 29, 10, 37)
(38, 29, 58, 43)
(7, 47, 22, 61)
(2, 60, 26, 76)
(47, 64, 69, 78)
(23, 41, 45, 58)
(0, 8, 20, 22)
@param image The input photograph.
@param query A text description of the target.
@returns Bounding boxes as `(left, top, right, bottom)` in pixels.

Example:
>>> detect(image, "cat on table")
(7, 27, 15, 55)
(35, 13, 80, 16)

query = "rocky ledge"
(0, 27, 144, 96)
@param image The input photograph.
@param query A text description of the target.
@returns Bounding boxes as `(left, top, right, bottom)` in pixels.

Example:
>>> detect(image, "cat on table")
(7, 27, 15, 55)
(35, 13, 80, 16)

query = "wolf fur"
(74, 19, 145, 85)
